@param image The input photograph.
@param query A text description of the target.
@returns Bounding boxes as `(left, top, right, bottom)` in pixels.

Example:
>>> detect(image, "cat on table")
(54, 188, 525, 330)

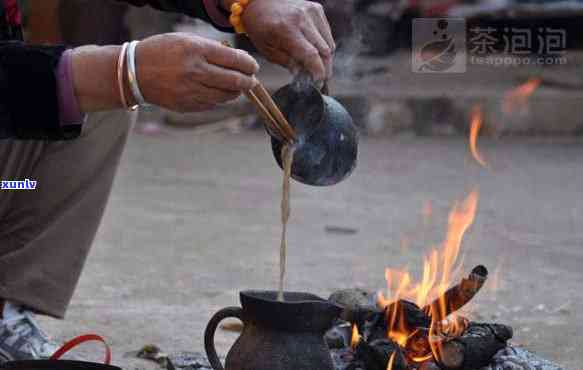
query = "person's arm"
(0, 34, 259, 141)
(115, 0, 233, 32)
(117, 0, 335, 81)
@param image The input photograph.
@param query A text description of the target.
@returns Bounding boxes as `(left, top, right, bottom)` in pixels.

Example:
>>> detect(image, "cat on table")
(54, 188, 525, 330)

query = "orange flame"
(351, 324, 360, 349)
(387, 352, 397, 370)
(502, 77, 541, 115)
(377, 190, 479, 363)
(469, 105, 488, 169)
(412, 354, 433, 363)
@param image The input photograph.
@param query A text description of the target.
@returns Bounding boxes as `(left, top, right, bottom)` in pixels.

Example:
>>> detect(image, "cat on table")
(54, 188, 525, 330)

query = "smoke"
(332, 16, 366, 81)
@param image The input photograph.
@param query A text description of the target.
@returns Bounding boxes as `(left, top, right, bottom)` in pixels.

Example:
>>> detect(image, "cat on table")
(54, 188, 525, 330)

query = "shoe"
(0, 304, 60, 363)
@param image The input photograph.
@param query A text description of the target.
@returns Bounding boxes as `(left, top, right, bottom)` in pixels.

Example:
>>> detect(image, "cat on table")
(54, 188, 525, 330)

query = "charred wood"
(349, 339, 407, 370)
(437, 323, 513, 370)
(326, 322, 352, 349)
(330, 347, 356, 370)
(404, 328, 433, 360)
(417, 359, 442, 370)
(386, 300, 432, 332)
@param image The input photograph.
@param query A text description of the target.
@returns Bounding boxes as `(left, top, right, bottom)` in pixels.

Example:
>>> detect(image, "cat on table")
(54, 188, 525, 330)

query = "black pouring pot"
(0, 361, 121, 370)
(270, 79, 359, 186)
(205, 290, 343, 370)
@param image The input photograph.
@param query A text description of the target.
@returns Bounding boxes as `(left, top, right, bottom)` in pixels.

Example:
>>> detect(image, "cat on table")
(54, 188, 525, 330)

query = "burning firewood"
(417, 359, 442, 370)
(348, 339, 407, 370)
(423, 265, 488, 322)
(327, 263, 508, 370)
(435, 323, 513, 370)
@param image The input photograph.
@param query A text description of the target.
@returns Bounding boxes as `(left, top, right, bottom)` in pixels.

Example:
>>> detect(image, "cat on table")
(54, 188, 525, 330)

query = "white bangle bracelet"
(127, 40, 148, 107)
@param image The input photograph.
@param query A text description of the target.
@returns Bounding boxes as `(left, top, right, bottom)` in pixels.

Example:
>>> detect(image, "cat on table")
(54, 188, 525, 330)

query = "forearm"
(71, 45, 132, 113)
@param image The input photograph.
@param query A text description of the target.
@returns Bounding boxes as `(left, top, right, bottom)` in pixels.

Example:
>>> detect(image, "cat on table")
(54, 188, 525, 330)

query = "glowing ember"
(351, 324, 361, 349)
(377, 190, 480, 363)
(502, 77, 542, 115)
(469, 105, 488, 169)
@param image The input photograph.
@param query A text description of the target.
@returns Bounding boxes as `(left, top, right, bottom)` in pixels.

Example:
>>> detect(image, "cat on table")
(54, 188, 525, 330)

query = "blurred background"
(16, 1, 583, 369)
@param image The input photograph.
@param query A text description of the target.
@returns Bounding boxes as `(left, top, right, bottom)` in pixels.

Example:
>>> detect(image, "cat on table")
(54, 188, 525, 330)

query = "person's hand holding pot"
(223, 0, 335, 81)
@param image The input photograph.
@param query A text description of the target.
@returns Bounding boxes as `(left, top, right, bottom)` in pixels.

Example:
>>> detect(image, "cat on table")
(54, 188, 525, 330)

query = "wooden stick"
(423, 265, 488, 322)
(244, 90, 284, 140)
(220, 41, 295, 141)
(252, 83, 297, 141)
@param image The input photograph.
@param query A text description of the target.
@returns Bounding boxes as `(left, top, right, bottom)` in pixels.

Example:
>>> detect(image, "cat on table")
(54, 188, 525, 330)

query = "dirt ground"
(38, 129, 583, 369)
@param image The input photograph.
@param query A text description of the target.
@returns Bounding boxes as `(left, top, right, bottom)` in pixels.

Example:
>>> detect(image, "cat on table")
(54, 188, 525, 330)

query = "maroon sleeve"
(116, 0, 234, 32)
(0, 42, 81, 140)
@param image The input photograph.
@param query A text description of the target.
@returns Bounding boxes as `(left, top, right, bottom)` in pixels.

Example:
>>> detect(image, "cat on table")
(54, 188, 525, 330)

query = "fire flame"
(387, 352, 397, 370)
(502, 77, 541, 115)
(377, 190, 479, 363)
(469, 105, 488, 169)
(351, 324, 361, 349)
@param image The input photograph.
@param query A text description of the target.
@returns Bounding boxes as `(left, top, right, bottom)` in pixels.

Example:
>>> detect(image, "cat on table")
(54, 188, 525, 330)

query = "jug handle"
(204, 306, 243, 370)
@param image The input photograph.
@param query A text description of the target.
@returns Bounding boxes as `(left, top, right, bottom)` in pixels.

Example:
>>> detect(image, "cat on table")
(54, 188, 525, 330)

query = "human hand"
(236, 0, 335, 81)
(137, 33, 259, 112)
(72, 33, 259, 113)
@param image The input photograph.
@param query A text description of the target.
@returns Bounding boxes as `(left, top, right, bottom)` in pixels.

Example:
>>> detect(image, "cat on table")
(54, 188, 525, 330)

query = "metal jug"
(270, 79, 359, 187)
(204, 290, 342, 370)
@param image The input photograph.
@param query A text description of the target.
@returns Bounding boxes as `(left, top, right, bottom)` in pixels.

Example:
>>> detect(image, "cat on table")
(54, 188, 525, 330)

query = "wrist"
(72, 45, 131, 112)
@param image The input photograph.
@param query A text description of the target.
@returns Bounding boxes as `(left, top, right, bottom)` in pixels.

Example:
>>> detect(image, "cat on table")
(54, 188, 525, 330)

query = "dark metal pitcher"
(270, 80, 359, 187)
(204, 290, 342, 370)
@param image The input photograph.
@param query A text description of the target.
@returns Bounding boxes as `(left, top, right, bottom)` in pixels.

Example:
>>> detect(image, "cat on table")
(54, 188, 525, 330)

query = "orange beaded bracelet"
(229, 0, 250, 34)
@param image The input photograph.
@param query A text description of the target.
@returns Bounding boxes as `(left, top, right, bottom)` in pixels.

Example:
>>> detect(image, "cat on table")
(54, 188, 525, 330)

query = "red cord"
(50, 334, 112, 365)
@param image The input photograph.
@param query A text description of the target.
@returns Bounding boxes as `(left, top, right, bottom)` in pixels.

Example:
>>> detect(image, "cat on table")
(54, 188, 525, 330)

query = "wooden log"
(424, 265, 488, 322)
(404, 327, 432, 360)
(352, 299, 431, 343)
(330, 347, 356, 370)
(325, 322, 352, 349)
(436, 323, 513, 370)
(418, 359, 442, 370)
(349, 339, 408, 370)
(388, 300, 432, 331)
